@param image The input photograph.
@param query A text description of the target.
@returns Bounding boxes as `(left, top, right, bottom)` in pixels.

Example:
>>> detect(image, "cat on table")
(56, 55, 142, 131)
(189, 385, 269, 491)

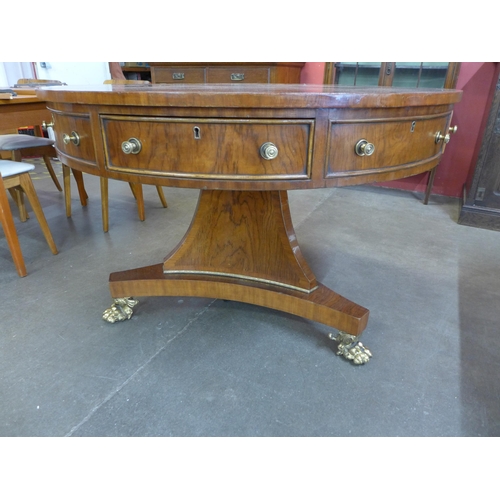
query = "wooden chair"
(0, 133, 62, 193)
(64, 78, 167, 232)
(0, 79, 70, 195)
(0, 160, 58, 277)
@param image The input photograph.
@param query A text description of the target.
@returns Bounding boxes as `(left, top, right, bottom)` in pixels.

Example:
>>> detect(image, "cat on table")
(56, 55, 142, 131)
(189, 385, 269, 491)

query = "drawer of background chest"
(152, 67, 205, 83)
(101, 116, 314, 181)
(325, 113, 451, 178)
(206, 67, 270, 83)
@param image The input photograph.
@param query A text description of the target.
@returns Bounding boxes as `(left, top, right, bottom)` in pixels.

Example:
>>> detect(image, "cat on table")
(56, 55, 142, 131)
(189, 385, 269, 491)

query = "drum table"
(37, 84, 462, 365)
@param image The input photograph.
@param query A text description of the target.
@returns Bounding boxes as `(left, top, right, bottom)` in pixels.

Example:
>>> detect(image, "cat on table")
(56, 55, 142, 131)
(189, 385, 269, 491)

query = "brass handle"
(121, 138, 142, 155)
(172, 73, 185, 80)
(435, 125, 457, 144)
(355, 139, 375, 156)
(63, 131, 80, 146)
(435, 132, 450, 144)
(259, 142, 278, 160)
(42, 120, 55, 129)
(231, 73, 245, 81)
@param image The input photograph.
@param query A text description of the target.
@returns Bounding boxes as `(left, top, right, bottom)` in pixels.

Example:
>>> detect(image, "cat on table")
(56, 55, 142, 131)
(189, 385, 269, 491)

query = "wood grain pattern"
(163, 190, 317, 292)
(102, 117, 313, 180)
(51, 111, 97, 167)
(326, 113, 451, 177)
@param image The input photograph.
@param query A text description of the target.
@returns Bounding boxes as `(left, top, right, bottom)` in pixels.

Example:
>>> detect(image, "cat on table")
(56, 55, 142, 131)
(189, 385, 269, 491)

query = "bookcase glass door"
(332, 62, 382, 86)
(326, 62, 459, 89)
(392, 62, 449, 88)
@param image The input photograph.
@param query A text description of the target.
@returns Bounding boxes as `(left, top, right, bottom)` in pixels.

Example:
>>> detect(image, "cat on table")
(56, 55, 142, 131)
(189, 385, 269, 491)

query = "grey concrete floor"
(1, 159, 499, 437)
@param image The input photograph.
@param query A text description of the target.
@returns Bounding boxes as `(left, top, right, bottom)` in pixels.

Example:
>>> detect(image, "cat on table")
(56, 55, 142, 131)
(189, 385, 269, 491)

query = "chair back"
(103, 79, 151, 85)
(15, 79, 66, 87)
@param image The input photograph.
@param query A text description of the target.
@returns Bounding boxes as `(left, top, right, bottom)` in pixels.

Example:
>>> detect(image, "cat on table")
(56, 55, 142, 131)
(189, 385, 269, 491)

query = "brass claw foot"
(329, 331, 372, 365)
(103, 297, 139, 323)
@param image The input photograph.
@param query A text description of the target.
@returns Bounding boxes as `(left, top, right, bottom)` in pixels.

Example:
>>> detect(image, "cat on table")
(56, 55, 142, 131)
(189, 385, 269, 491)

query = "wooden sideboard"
(148, 63, 304, 84)
(37, 84, 461, 364)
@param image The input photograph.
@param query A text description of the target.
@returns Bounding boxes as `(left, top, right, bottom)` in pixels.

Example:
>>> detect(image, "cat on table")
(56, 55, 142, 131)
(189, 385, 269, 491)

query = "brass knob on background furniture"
(42, 120, 55, 129)
(449, 125, 458, 134)
(355, 139, 375, 156)
(121, 138, 142, 155)
(63, 131, 80, 146)
(259, 142, 279, 160)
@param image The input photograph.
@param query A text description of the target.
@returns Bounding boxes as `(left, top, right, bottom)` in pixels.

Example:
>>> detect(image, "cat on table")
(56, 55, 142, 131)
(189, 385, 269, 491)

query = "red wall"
(300, 62, 500, 198)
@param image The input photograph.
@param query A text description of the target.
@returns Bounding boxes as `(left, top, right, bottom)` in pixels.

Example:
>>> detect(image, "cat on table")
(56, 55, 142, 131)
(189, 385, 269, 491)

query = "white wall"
(0, 62, 36, 86)
(34, 62, 111, 85)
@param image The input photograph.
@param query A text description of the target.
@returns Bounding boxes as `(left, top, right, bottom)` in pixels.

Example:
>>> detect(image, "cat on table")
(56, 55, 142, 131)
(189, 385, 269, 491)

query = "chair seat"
(0, 159, 35, 177)
(0, 134, 55, 150)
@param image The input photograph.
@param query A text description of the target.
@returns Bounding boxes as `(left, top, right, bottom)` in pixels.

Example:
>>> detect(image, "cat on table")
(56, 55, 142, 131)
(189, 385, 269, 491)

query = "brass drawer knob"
(121, 138, 142, 155)
(259, 142, 279, 160)
(355, 139, 375, 156)
(435, 132, 450, 144)
(42, 120, 55, 129)
(62, 131, 80, 146)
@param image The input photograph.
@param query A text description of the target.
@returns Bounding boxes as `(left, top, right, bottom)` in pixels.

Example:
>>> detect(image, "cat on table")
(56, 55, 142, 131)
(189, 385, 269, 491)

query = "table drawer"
(206, 67, 270, 83)
(152, 67, 205, 84)
(101, 116, 313, 181)
(52, 112, 96, 164)
(326, 114, 451, 178)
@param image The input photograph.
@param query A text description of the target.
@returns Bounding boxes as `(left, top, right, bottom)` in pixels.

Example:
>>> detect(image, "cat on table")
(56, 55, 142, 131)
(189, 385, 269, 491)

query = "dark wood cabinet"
(458, 73, 500, 231)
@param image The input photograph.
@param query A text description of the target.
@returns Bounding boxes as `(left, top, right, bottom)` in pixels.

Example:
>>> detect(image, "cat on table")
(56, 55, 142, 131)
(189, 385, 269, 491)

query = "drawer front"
(152, 67, 205, 83)
(206, 67, 270, 83)
(52, 111, 97, 165)
(326, 114, 451, 178)
(101, 117, 313, 181)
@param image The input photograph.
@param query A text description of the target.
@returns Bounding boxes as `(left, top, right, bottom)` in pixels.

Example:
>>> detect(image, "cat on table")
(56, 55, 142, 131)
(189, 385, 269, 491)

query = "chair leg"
(8, 187, 29, 221)
(156, 185, 168, 208)
(18, 173, 58, 255)
(63, 165, 89, 218)
(0, 176, 27, 277)
(72, 169, 88, 206)
(42, 155, 63, 191)
(129, 183, 145, 221)
(62, 164, 72, 217)
(424, 167, 437, 205)
(100, 176, 109, 233)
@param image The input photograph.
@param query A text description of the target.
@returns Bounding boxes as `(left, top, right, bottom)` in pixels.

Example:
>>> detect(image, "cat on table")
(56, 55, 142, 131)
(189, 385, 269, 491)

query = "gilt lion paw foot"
(328, 331, 372, 365)
(103, 297, 139, 323)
